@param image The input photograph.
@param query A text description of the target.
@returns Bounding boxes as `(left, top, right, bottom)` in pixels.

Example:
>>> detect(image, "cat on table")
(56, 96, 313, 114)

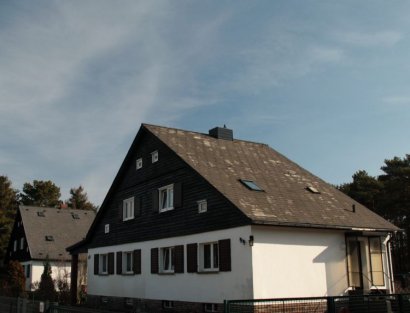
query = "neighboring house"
(5, 206, 95, 291)
(68, 124, 399, 313)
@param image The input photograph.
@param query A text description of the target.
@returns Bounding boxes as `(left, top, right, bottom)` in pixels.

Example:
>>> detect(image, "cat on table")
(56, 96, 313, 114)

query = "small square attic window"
(151, 150, 159, 163)
(306, 186, 320, 194)
(239, 179, 263, 191)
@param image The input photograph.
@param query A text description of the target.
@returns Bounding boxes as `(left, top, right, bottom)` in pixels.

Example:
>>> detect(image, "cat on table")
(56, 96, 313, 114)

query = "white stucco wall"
(21, 260, 71, 291)
(88, 226, 253, 303)
(251, 226, 349, 298)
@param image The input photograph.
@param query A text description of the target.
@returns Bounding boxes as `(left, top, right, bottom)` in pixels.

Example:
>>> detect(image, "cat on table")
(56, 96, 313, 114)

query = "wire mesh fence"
(224, 294, 410, 313)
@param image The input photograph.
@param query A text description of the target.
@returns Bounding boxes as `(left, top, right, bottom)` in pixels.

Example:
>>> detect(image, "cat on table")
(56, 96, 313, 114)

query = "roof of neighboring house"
(20, 206, 95, 260)
(144, 124, 399, 232)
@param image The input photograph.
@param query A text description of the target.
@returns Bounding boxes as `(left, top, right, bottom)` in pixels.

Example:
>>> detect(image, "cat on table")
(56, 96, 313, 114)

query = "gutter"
(384, 233, 395, 293)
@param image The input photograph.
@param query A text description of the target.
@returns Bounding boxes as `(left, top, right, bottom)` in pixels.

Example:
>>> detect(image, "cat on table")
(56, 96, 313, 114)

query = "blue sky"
(1, 1, 409, 206)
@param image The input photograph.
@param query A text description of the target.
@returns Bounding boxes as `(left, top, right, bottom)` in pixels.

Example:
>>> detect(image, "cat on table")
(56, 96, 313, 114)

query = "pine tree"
(67, 186, 97, 211)
(4, 260, 25, 297)
(0, 176, 19, 262)
(20, 180, 61, 207)
(37, 257, 56, 301)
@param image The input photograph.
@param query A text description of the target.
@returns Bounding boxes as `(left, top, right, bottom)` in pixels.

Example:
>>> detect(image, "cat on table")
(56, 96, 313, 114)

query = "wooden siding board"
(85, 131, 250, 249)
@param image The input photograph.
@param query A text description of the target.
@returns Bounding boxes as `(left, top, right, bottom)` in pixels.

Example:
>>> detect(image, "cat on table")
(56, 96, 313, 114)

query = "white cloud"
(382, 96, 410, 106)
(335, 31, 402, 47)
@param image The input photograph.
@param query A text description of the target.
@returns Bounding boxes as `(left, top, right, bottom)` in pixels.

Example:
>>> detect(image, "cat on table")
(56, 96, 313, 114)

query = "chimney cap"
(208, 126, 233, 141)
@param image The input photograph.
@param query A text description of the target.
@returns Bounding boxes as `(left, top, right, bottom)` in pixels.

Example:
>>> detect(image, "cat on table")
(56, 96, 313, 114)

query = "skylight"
(72, 213, 80, 219)
(37, 211, 45, 217)
(239, 179, 264, 191)
(306, 186, 320, 194)
(45, 235, 54, 241)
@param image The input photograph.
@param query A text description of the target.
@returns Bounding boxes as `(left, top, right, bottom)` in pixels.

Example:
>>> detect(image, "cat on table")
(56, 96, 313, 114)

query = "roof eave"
(251, 220, 401, 233)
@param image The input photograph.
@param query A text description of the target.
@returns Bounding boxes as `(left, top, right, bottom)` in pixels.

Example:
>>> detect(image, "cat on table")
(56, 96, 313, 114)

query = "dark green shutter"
(219, 239, 231, 272)
(108, 252, 115, 275)
(174, 245, 184, 273)
(94, 254, 99, 275)
(116, 252, 122, 275)
(187, 243, 198, 273)
(151, 248, 159, 273)
(133, 249, 141, 274)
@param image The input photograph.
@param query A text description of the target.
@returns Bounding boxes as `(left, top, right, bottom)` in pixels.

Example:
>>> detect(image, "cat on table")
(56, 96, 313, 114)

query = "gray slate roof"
(20, 206, 95, 260)
(144, 124, 399, 232)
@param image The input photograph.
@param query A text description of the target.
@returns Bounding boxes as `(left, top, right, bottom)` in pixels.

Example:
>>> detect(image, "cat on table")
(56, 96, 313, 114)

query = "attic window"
(151, 150, 159, 163)
(45, 235, 54, 241)
(306, 186, 320, 194)
(72, 213, 80, 219)
(239, 179, 263, 191)
(37, 211, 45, 217)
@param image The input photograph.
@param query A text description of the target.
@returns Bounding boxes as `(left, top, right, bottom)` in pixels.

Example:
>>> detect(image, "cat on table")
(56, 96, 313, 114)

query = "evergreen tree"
(67, 186, 97, 211)
(4, 260, 25, 297)
(37, 257, 56, 301)
(0, 176, 19, 262)
(20, 180, 61, 207)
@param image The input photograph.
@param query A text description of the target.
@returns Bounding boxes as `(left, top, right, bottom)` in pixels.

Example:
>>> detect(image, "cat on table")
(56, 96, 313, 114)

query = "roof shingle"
(144, 124, 398, 232)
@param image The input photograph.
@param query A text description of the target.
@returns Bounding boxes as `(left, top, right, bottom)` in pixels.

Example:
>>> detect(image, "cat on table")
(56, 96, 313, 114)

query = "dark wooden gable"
(84, 126, 250, 249)
(5, 210, 30, 263)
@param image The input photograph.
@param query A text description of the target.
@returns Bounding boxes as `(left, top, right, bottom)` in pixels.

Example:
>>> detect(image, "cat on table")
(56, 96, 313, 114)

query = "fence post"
(224, 300, 229, 313)
(327, 297, 335, 313)
(398, 294, 404, 313)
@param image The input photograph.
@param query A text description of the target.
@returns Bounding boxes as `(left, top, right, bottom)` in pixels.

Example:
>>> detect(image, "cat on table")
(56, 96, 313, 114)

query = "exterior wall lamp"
(249, 235, 254, 247)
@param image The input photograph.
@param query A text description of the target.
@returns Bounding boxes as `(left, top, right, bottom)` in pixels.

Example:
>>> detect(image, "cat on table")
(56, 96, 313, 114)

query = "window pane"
(168, 188, 173, 207)
(161, 190, 168, 209)
(163, 249, 169, 270)
(204, 244, 211, 269)
(347, 241, 361, 287)
(213, 243, 219, 268)
(369, 237, 381, 253)
(170, 247, 175, 270)
(126, 253, 132, 272)
(372, 271, 384, 286)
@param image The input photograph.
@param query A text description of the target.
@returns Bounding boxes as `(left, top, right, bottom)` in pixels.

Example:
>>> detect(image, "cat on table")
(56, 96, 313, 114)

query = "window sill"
(159, 207, 174, 213)
(198, 269, 219, 274)
(122, 272, 135, 276)
(98, 273, 109, 276)
(158, 271, 175, 275)
(123, 217, 134, 222)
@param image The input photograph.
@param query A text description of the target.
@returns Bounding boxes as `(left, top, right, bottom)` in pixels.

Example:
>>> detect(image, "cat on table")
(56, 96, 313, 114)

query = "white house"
(68, 124, 399, 313)
(6, 206, 95, 291)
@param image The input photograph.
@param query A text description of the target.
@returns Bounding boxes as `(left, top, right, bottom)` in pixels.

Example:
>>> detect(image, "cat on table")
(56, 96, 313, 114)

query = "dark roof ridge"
(142, 123, 270, 147)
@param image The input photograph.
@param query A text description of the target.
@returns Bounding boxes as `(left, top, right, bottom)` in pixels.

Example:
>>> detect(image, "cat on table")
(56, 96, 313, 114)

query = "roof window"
(239, 179, 264, 191)
(306, 186, 320, 194)
(72, 213, 80, 219)
(37, 211, 45, 217)
(45, 235, 54, 241)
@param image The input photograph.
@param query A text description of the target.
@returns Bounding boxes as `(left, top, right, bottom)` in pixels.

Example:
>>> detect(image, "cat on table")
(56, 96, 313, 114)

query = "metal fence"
(224, 294, 410, 313)
(0, 296, 44, 313)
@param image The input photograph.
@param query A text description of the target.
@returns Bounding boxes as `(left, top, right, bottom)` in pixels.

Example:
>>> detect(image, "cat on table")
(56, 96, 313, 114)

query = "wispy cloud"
(382, 96, 410, 106)
(334, 31, 403, 47)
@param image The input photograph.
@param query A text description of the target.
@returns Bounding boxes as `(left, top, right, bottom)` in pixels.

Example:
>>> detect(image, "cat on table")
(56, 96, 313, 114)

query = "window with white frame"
(123, 251, 133, 274)
(204, 303, 218, 312)
(13, 240, 17, 252)
(136, 158, 143, 170)
(123, 197, 135, 221)
(20, 238, 24, 250)
(160, 247, 175, 273)
(159, 185, 174, 212)
(162, 301, 174, 309)
(198, 199, 207, 213)
(99, 254, 108, 274)
(199, 242, 219, 271)
(104, 224, 110, 234)
(151, 150, 159, 163)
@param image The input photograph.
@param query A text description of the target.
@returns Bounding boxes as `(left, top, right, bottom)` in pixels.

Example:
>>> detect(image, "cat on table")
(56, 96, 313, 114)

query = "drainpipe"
(384, 233, 395, 293)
